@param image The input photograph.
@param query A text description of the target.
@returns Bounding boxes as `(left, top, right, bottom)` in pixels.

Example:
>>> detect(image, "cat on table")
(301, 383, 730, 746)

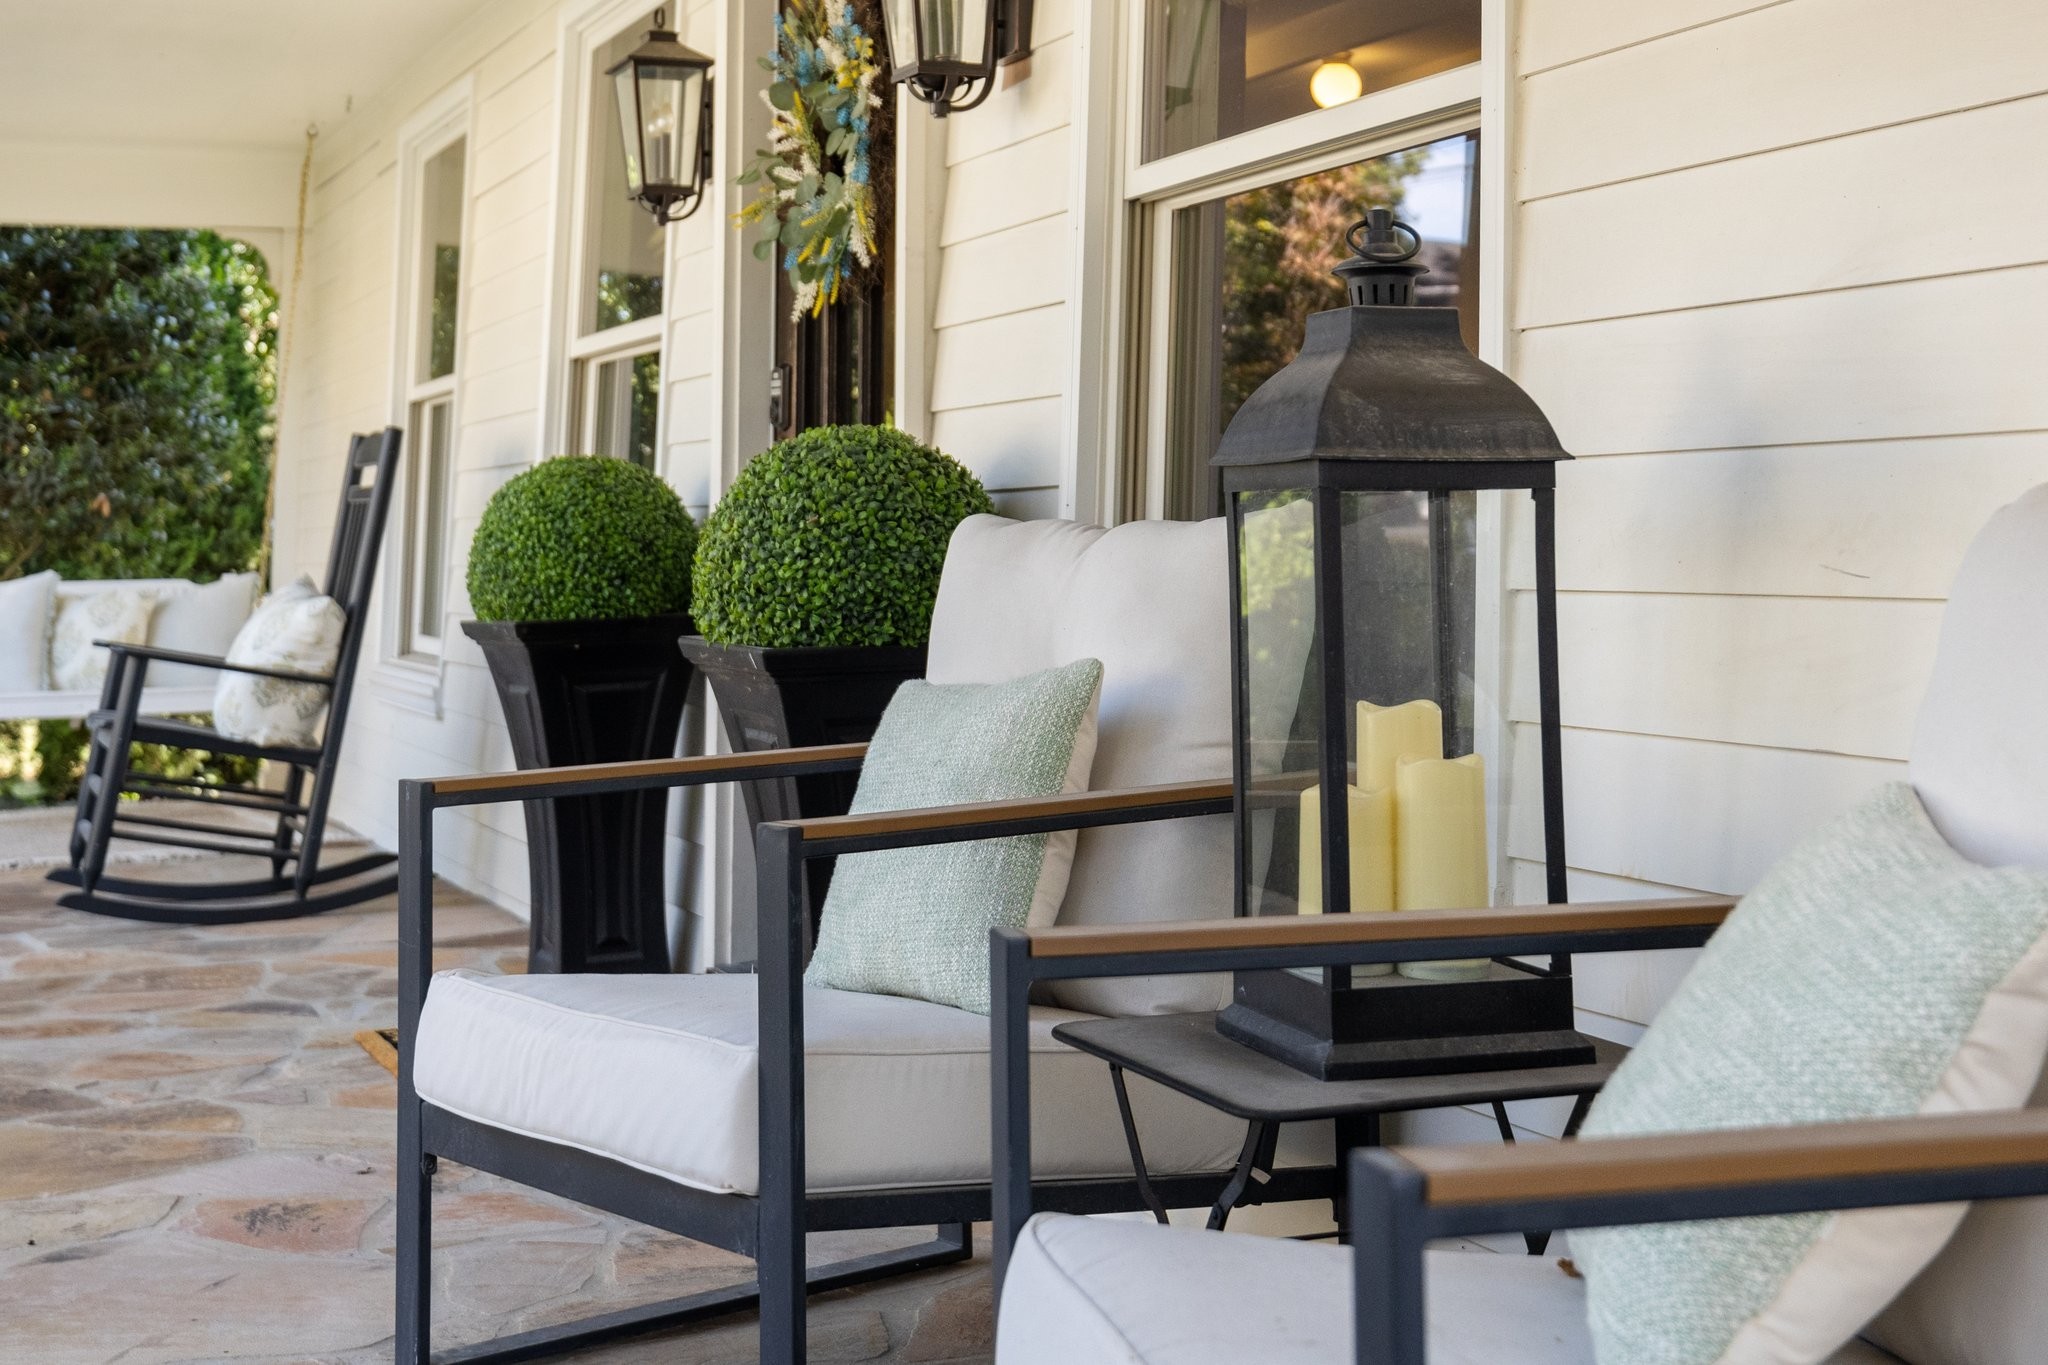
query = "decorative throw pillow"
(49, 587, 159, 691)
(0, 570, 59, 692)
(805, 657, 1105, 1015)
(1574, 783, 2048, 1365)
(149, 573, 260, 687)
(212, 576, 345, 747)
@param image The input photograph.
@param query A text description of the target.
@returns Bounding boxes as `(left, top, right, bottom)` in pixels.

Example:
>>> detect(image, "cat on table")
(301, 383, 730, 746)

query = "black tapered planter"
(465, 615, 694, 974)
(679, 638, 924, 909)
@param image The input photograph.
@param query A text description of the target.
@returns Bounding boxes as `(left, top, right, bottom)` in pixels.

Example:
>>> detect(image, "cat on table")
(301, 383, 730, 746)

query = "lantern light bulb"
(1310, 59, 1364, 108)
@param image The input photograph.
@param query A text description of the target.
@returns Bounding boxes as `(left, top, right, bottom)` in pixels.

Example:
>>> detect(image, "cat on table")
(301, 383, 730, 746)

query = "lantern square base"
(1218, 961, 1598, 1081)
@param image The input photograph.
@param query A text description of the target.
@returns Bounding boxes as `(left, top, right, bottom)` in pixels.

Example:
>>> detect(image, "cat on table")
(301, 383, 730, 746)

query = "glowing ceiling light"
(1310, 59, 1364, 109)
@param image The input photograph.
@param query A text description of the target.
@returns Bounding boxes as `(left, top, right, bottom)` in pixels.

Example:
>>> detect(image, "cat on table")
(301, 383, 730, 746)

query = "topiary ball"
(467, 456, 696, 622)
(691, 425, 994, 648)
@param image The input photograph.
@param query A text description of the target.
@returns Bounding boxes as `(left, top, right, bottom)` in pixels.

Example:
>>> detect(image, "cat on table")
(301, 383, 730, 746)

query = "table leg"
(1517, 1090, 1599, 1256)
(1331, 1113, 1382, 1243)
(1207, 1120, 1279, 1231)
(1107, 1065, 1171, 1225)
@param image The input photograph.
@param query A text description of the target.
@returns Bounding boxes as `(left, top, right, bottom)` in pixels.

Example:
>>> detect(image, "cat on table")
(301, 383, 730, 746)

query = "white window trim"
(1065, 0, 1524, 890)
(539, 0, 674, 471)
(372, 75, 476, 718)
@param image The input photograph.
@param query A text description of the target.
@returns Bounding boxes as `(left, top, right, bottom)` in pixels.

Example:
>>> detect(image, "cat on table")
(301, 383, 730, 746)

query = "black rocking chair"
(50, 428, 404, 923)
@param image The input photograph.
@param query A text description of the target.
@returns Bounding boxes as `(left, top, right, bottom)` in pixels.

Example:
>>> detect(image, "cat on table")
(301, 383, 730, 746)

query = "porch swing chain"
(258, 123, 318, 591)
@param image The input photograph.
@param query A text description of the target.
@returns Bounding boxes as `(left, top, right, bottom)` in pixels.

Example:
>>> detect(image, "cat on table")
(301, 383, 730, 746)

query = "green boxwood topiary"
(467, 456, 697, 622)
(691, 425, 994, 648)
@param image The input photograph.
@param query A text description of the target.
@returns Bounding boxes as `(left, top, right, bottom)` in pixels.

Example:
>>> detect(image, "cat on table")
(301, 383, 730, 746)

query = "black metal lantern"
(878, 0, 1034, 117)
(608, 9, 715, 225)
(1213, 209, 1595, 1081)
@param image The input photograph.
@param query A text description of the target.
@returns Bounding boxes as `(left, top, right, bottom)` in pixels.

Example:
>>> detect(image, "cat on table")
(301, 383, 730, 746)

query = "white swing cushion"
(994, 1215, 1907, 1365)
(412, 970, 1249, 1196)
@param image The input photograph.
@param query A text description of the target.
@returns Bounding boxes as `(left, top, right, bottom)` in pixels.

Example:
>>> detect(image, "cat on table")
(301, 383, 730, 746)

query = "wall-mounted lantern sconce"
(609, 9, 715, 225)
(879, 0, 1034, 117)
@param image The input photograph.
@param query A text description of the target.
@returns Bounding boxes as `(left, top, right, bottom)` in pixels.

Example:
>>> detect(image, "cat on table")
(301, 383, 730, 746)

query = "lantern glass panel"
(612, 65, 646, 195)
(640, 64, 702, 190)
(883, 0, 990, 69)
(1236, 489, 1321, 921)
(1237, 486, 1491, 955)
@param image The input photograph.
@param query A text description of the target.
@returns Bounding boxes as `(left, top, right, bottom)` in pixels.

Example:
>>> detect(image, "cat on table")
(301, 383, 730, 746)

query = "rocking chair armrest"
(99, 641, 335, 687)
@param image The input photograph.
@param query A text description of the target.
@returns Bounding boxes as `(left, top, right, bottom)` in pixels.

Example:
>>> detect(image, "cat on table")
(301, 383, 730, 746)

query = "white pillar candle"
(1392, 752, 1491, 982)
(1357, 699, 1443, 793)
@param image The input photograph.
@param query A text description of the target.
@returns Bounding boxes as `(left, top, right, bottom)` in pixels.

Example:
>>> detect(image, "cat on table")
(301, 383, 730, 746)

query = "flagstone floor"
(0, 861, 993, 1365)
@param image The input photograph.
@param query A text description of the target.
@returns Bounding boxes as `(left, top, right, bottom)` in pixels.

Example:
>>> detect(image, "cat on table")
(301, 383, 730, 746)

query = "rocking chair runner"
(50, 428, 403, 923)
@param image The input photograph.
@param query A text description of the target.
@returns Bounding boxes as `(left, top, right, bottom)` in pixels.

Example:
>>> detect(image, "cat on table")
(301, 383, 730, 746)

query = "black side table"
(1052, 1011, 1625, 1252)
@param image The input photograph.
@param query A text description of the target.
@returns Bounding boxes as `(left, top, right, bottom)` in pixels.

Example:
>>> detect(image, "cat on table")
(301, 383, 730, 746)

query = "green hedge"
(691, 426, 992, 648)
(466, 456, 697, 622)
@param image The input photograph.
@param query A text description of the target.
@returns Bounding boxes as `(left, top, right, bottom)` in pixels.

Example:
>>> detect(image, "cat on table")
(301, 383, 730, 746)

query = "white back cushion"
(927, 516, 1234, 1015)
(150, 573, 260, 687)
(1908, 484, 2048, 872)
(0, 570, 59, 692)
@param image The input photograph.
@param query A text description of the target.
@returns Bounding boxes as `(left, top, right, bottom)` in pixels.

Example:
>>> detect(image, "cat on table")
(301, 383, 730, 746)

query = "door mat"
(354, 1027, 400, 1077)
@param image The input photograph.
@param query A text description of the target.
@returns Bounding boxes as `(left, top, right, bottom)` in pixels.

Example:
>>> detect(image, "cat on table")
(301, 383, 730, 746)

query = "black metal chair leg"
(396, 1100, 433, 1365)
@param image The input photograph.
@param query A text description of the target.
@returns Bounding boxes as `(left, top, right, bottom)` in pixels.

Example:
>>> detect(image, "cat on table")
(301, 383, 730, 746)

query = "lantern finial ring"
(1346, 209, 1421, 264)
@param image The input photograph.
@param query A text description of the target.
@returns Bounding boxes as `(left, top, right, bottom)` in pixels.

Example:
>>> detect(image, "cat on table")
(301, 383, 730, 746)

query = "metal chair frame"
(396, 752, 1337, 1365)
(52, 428, 403, 923)
(986, 903, 2048, 1365)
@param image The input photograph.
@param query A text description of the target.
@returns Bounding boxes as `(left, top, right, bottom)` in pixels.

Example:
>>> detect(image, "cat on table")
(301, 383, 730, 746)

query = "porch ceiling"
(0, 0, 492, 234)
(0, 0, 488, 149)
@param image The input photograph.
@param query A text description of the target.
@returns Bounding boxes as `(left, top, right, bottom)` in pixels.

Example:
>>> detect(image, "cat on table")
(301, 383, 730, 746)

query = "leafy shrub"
(0, 227, 275, 582)
(0, 225, 275, 806)
(466, 456, 696, 622)
(691, 425, 993, 648)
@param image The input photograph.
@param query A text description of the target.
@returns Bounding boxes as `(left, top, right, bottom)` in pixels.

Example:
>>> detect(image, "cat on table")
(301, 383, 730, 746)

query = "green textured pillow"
(805, 658, 1105, 1015)
(1575, 783, 2048, 1365)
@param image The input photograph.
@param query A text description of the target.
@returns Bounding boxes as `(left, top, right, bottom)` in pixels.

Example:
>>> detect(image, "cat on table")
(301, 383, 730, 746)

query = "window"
(1142, 0, 1481, 161)
(1161, 132, 1479, 517)
(1115, 5, 1489, 521)
(391, 125, 468, 665)
(569, 13, 667, 470)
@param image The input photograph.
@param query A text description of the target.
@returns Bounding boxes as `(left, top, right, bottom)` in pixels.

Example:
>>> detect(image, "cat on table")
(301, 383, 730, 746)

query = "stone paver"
(0, 862, 995, 1364)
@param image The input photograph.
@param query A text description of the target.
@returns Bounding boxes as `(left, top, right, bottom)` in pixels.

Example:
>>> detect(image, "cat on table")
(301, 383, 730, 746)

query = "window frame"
(544, 1, 673, 472)
(376, 78, 476, 712)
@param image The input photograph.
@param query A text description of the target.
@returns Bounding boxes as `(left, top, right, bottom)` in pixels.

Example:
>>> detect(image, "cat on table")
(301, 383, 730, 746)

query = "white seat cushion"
(413, 971, 1249, 1196)
(995, 1215, 1907, 1365)
(928, 515, 1236, 1016)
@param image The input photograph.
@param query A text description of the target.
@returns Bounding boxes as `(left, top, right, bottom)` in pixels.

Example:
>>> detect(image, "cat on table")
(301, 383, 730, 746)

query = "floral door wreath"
(735, 0, 883, 318)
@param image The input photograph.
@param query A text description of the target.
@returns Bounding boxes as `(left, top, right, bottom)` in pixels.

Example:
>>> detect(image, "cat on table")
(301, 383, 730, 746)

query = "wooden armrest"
(101, 641, 334, 686)
(1400, 1108, 2048, 1209)
(1023, 896, 1737, 959)
(784, 778, 1235, 842)
(421, 742, 869, 801)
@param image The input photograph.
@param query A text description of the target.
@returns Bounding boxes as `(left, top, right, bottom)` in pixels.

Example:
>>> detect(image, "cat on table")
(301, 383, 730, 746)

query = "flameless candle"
(1297, 782, 1396, 971)
(1393, 752, 1491, 982)
(1357, 699, 1443, 792)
